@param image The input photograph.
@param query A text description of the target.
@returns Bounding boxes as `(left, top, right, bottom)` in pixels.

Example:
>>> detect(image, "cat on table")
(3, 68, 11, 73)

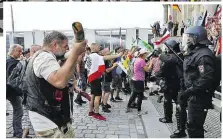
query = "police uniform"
(179, 26, 217, 138)
(179, 46, 216, 138)
(158, 53, 181, 123)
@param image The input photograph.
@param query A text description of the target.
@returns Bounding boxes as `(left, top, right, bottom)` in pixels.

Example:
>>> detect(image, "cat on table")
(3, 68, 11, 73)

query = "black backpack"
(7, 60, 28, 97)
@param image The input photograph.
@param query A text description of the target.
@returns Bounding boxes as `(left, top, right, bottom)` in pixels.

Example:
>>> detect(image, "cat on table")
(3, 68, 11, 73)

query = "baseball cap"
(139, 48, 149, 55)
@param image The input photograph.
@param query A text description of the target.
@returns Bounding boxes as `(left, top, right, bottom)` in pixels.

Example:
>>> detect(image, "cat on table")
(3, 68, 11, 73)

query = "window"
(14, 37, 24, 47)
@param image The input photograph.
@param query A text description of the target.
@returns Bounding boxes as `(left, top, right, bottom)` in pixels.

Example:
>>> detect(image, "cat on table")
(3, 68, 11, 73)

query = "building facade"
(6, 28, 153, 51)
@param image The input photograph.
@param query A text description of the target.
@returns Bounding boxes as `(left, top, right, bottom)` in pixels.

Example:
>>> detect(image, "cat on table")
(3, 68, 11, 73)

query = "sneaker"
(105, 104, 111, 108)
(126, 107, 132, 113)
(110, 98, 117, 102)
(88, 111, 95, 116)
(115, 97, 123, 101)
(102, 106, 111, 113)
(149, 92, 155, 96)
(93, 113, 106, 120)
(159, 117, 172, 123)
(74, 100, 82, 106)
(170, 130, 187, 138)
(80, 100, 87, 104)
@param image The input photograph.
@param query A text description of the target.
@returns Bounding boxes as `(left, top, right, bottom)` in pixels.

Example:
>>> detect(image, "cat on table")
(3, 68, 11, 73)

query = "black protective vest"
(183, 46, 215, 90)
(183, 46, 215, 108)
(159, 53, 181, 89)
(25, 51, 71, 127)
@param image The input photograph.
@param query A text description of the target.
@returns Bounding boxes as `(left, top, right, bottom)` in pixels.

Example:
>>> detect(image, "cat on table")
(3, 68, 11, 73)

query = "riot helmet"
(182, 26, 212, 49)
(164, 39, 180, 54)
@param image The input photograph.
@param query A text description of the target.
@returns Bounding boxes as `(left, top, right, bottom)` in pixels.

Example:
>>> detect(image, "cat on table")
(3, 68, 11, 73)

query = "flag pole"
(164, 42, 183, 63)
(10, 4, 14, 44)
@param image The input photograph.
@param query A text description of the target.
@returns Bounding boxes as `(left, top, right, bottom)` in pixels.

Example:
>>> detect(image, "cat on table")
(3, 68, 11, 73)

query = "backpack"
(7, 60, 28, 97)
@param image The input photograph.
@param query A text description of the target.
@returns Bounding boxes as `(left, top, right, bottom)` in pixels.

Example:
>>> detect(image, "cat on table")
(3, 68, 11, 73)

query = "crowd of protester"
(6, 24, 221, 138)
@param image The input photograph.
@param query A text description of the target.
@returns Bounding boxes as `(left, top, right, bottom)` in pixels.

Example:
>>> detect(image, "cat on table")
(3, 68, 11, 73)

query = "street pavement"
(6, 89, 221, 138)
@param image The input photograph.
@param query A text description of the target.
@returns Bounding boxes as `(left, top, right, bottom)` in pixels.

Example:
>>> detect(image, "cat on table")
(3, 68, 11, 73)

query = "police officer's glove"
(177, 89, 192, 106)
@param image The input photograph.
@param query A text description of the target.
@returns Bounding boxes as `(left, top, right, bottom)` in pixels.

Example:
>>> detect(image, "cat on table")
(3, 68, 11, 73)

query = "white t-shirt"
(29, 51, 60, 132)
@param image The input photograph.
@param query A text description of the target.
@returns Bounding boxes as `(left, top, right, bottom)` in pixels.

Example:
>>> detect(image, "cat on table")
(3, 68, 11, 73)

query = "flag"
(85, 53, 105, 83)
(173, 4, 181, 13)
(214, 5, 222, 16)
(122, 56, 130, 71)
(137, 39, 154, 53)
(154, 30, 170, 46)
(117, 61, 128, 74)
(119, 27, 122, 47)
(195, 14, 203, 26)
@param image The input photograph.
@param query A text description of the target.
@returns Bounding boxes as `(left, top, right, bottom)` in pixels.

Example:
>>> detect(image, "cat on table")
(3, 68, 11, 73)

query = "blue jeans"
(8, 96, 23, 137)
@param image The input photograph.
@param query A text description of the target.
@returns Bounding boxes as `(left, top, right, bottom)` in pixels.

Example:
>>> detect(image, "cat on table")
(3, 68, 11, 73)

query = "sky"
(4, 2, 164, 31)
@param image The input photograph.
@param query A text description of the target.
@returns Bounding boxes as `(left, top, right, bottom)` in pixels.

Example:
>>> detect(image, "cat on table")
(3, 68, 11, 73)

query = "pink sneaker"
(88, 111, 95, 116)
(93, 113, 106, 121)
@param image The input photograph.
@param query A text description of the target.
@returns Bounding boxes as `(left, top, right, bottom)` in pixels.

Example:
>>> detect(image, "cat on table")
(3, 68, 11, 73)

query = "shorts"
(111, 75, 122, 89)
(102, 82, 111, 92)
(90, 78, 102, 96)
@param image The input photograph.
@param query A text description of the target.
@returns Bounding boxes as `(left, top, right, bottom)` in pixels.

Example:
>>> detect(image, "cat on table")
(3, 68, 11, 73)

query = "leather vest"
(25, 51, 71, 127)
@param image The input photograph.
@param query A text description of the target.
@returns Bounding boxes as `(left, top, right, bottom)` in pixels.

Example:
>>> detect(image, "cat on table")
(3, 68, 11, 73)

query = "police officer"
(157, 39, 182, 124)
(163, 40, 187, 138)
(179, 26, 216, 138)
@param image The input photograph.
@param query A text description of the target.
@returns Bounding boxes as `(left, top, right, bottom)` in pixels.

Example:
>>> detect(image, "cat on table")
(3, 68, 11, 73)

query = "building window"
(14, 37, 24, 47)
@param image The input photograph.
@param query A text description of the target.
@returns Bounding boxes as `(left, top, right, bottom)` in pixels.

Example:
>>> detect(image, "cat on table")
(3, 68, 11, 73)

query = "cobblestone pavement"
(6, 90, 222, 138)
(149, 94, 222, 138)
(6, 91, 147, 138)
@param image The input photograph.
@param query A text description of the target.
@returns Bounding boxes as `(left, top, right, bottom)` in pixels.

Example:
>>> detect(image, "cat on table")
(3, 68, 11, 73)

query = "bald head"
(30, 45, 42, 56)
(90, 43, 100, 53)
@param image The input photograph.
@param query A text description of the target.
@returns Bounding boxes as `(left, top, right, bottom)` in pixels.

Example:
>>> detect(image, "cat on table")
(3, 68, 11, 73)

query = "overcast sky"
(4, 2, 164, 31)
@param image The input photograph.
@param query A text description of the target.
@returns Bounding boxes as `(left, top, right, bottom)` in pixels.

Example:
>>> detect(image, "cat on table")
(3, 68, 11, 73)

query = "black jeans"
(8, 96, 23, 138)
(127, 80, 144, 111)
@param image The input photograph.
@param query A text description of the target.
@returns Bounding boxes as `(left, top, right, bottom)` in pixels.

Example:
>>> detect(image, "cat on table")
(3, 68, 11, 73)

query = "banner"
(137, 39, 154, 53)
(117, 61, 127, 74)
(154, 30, 170, 46)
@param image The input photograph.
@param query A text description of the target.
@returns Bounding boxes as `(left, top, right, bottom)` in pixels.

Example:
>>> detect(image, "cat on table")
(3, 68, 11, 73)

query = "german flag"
(173, 4, 181, 13)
